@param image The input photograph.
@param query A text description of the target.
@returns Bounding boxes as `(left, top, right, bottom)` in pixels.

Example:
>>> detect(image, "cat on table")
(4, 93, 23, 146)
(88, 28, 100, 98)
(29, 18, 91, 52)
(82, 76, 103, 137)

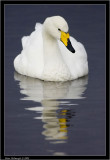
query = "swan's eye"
(58, 28, 61, 31)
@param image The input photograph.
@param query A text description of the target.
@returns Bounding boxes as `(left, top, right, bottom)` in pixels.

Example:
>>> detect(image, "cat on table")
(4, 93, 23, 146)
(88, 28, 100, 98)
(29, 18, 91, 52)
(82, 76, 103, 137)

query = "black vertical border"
(1, 1, 4, 159)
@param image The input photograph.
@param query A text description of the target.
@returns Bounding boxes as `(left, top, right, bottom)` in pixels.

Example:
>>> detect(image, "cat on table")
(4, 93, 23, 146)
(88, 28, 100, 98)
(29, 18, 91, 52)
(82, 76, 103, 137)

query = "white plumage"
(14, 16, 88, 81)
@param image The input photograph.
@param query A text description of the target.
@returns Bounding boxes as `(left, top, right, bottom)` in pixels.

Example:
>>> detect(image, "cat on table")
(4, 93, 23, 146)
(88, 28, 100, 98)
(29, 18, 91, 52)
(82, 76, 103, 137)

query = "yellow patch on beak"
(60, 31, 70, 46)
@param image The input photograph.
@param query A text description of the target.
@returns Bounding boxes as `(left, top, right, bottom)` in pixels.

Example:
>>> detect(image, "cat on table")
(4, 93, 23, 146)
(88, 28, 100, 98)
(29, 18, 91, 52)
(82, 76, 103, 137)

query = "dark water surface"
(5, 4, 106, 156)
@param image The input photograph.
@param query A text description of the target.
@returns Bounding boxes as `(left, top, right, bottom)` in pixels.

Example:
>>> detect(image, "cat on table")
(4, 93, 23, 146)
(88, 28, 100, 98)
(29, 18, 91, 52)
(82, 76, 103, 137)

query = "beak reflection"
(14, 72, 88, 146)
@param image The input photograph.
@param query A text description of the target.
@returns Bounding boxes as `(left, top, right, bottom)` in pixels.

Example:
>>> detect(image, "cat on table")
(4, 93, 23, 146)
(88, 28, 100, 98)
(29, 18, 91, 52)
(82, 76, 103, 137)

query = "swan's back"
(14, 23, 44, 79)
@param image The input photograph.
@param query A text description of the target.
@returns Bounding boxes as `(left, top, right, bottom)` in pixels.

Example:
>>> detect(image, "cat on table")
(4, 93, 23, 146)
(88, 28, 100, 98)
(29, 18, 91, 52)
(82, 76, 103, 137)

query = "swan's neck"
(42, 29, 61, 60)
(42, 28, 71, 81)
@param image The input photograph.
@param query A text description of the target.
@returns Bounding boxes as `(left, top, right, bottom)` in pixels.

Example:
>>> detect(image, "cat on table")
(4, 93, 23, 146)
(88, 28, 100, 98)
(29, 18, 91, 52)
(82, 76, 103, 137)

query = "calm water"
(5, 4, 106, 156)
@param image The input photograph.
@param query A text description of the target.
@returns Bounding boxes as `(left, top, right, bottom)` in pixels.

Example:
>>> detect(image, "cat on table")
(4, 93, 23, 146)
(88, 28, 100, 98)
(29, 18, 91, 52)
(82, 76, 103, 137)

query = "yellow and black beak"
(60, 31, 75, 53)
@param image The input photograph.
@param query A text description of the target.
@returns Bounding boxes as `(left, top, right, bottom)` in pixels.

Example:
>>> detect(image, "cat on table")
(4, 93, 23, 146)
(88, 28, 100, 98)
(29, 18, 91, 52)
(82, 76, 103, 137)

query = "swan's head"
(43, 16, 75, 53)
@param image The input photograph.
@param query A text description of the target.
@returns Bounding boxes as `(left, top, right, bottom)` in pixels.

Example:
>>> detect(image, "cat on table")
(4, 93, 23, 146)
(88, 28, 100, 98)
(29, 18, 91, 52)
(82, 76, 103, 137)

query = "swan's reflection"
(14, 72, 88, 146)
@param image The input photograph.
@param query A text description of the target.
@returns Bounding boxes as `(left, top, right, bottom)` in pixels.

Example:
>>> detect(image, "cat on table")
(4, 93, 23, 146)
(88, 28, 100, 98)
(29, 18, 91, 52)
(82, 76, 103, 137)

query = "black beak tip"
(71, 48, 75, 53)
(67, 39, 75, 54)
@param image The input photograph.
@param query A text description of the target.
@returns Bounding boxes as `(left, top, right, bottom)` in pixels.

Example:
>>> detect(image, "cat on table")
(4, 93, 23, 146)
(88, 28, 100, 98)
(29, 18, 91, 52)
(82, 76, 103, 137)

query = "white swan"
(14, 16, 88, 81)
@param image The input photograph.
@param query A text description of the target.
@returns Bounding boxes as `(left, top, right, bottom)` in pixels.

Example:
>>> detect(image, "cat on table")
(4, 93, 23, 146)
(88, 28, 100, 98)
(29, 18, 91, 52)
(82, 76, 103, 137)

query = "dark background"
(4, 4, 106, 157)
